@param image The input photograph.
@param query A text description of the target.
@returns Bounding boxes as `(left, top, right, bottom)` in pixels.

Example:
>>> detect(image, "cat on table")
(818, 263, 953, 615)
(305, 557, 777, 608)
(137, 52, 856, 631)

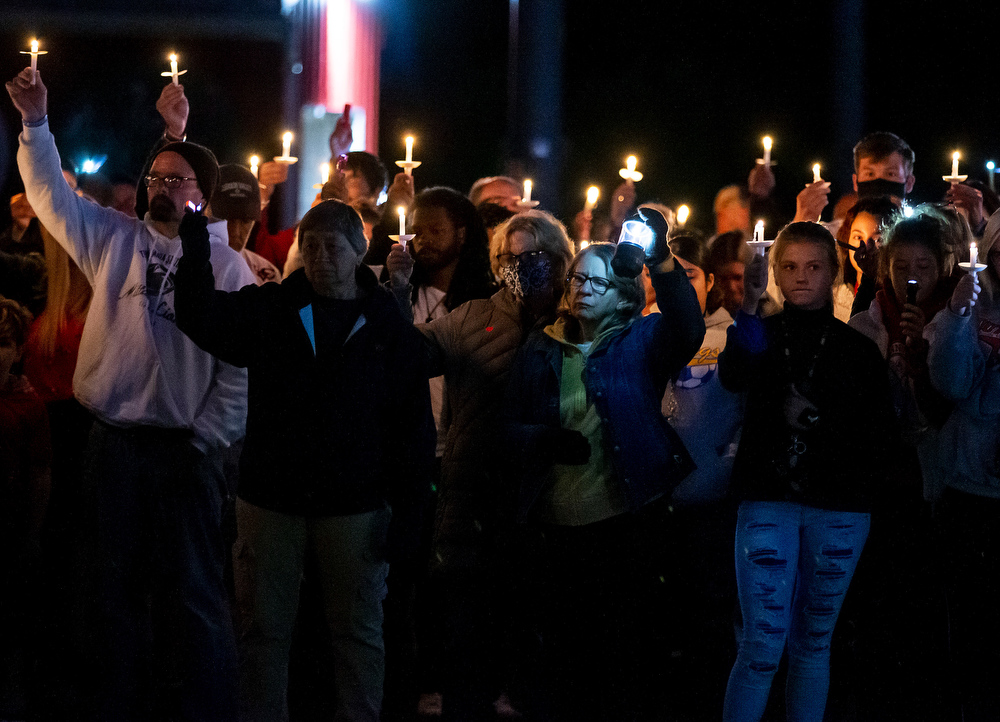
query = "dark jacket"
(505, 265, 705, 523)
(718, 303, 897, 513)
(174, 244, 436, 527)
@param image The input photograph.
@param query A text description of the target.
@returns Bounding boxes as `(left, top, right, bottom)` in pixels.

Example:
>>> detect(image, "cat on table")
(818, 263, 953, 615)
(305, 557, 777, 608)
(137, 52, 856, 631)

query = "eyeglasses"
(567, 272, 611, 295)
(497, 249, 550, 268)
(144, 174, 198, 189)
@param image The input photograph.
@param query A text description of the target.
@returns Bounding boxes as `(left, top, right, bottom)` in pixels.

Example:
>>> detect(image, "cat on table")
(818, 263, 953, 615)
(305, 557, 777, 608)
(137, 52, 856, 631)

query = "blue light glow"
(619, 219, 654, 252)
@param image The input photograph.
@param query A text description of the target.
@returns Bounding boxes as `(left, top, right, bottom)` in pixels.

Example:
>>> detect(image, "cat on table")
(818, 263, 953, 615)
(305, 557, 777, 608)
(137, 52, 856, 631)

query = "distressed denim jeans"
(723, 501, 870, 722)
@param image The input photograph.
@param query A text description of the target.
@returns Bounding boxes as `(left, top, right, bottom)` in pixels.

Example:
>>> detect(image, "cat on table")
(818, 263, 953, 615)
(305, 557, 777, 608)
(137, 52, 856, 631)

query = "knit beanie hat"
(210, 164, 261, 222)
(154, 141, 220, 201)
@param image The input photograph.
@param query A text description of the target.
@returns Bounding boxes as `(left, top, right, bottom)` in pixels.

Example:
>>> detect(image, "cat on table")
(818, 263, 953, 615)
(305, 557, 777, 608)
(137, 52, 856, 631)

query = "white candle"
(523, 179, 533, 203)
(677, 205, 690, 226)
(812, 163, 822, 183)
(405, 136, 414, 164)
(282, 132, 293, 159)
(30, 40, 39, 81)
(952, 151, 960, 178)
(20, 39, 46, 86)
(320, 162, 331, 184)
(397, 206, 406, 237)
(762, 136, 772, 167)
(169, 54, 179, 85)
(249, 155, 259, 179)
(989, 161, 996, 193)
(754, 219, 764, 244)
(585, 186, 599, 212)
(970, 241, 979, 269)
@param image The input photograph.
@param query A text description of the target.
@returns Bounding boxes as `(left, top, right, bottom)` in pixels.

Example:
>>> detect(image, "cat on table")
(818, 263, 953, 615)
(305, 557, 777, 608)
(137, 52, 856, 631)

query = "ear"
(852, 173, 859, 193)
(905, 173, 915, 194)
(705, 272, 715, 294)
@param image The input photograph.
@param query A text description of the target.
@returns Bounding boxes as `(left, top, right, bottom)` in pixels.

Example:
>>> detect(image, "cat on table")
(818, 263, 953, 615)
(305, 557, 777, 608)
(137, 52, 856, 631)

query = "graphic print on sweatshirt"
(674, 344, 722, 389)
(118, 248, 178, 324)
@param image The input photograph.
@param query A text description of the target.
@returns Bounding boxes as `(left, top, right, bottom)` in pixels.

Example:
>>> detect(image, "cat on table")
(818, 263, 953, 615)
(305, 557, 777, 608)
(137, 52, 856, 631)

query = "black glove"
(637, 206, 670, 267)
(550, 428, 591, 465)
(178, 207, 211, 267)
(853, 237, 880, 279)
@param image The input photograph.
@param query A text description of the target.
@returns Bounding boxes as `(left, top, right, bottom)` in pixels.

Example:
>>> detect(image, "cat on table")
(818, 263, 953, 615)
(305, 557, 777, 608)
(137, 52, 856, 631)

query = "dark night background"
(1, 0, 998, 234)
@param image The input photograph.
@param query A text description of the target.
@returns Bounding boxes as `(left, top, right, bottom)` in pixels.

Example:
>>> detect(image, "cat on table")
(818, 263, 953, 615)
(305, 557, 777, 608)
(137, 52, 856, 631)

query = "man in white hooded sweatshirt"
(7, 68, 254, 721)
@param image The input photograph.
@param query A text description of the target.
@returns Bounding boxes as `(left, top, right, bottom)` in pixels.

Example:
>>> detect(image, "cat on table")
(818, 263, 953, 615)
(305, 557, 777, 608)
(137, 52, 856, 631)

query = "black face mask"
(856, 178, 907, 200)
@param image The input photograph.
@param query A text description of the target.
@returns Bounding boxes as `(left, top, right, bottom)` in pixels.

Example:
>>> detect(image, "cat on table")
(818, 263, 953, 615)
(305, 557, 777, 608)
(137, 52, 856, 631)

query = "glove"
(178, 207, 211, 267)
(637, 206, 670, 267)
(853, 237, 880, 279)
(550, 428, 591, 465)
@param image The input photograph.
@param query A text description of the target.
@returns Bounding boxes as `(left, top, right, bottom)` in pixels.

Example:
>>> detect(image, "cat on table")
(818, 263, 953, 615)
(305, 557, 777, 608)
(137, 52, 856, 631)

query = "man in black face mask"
(852, 131, 915, 202)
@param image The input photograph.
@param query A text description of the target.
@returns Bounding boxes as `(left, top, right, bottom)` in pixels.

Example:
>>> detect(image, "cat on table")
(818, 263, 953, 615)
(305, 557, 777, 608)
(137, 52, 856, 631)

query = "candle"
(320, 162, 331, 184)
(812, 163, 822, 183)
(970, 241, 979, 269)
(282, 132, 293, 159)
(754, 219, 764, 244)
(397, 206, 406, 237)
(20, 39, 47, 86)
(405, 136, 414, 164)
(585, 186, 599, 212)
(169, 54, 179, 85)
(988, 161, 996, 193)
(523, 179, 533, 203)
(677, 204, 690, 226)
(626, 156, 637, 186)
(952, 151, 960, 178)
(762, 136, 772, 167)
(249, 155, 259, 179)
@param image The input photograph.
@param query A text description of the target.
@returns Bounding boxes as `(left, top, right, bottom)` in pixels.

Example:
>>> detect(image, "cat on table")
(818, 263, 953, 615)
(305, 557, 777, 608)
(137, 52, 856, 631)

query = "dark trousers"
(73, 420, 237, 721)
(516, 501, 672, 722)
(938, 488, 1000, 722)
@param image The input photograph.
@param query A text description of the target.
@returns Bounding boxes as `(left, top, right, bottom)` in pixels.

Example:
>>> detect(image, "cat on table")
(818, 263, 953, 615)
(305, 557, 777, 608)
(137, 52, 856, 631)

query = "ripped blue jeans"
(723, 501, 870, 722)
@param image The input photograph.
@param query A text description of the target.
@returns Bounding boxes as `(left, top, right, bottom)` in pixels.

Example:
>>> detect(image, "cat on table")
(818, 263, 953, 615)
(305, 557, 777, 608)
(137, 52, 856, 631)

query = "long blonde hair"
(34, 225, 91, 356)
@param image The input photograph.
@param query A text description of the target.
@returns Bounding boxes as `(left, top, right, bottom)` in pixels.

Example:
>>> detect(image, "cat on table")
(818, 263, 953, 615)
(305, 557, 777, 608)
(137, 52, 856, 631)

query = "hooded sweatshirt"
(18, 120, 256, 450)
(925, 213, 1000, 498)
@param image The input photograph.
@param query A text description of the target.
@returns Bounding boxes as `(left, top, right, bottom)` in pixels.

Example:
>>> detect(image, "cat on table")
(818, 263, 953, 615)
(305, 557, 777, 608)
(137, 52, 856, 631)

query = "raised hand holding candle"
(585, 186, 599, 212)
(20, 39, 47, 86)
(813, 163, 822, 183)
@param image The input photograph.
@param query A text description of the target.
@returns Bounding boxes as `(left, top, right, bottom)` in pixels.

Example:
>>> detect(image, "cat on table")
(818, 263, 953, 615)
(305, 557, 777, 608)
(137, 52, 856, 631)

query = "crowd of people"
(2, 62, 999, 722)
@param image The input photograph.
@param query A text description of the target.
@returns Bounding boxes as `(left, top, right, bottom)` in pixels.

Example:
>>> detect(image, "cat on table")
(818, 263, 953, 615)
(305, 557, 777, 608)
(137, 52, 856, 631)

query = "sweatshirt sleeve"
(718, 310, 768, 392)
(178, 241, 258, 451)
(647, 265, 707, 378)
(17, 120, 124, 285)
(927, 305, 982, 401)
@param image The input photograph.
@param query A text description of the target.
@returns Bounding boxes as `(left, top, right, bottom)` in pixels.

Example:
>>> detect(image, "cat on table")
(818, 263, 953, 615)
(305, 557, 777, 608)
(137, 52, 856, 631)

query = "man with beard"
(7, 68, 254, 721)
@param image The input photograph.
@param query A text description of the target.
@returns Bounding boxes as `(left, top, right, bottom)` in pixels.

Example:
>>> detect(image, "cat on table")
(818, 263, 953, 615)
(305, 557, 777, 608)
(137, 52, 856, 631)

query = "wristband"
(163, 129, 187, 142)
(23, 115, 47, 128)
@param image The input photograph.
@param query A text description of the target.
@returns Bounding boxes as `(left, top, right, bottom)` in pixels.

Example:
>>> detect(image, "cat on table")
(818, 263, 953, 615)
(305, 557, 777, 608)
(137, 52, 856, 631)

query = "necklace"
(419, 285, 447, 323)
(779, 312, 831, 472)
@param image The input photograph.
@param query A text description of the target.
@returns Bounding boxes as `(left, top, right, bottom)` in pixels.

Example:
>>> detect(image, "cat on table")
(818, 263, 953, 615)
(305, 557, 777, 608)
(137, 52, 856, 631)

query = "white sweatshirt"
(18, 120, 256, 451)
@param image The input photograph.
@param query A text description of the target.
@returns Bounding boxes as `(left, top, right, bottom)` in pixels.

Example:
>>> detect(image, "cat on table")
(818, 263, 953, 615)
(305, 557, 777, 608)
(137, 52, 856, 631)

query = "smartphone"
(906, 279, 919, 305)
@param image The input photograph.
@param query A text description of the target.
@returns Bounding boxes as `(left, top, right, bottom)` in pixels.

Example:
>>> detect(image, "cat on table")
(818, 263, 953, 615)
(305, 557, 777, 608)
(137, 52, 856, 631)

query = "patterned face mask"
(501, 253, 553, 299)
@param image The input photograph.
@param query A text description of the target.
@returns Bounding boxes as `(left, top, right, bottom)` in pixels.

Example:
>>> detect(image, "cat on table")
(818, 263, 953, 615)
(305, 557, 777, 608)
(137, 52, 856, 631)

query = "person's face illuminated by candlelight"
(146, 151, 204, 223)
(774, 241, 837, 311)
(412, 205, 466, 272)
(676, 255, 714, 314)
(846, 211, 881, 277)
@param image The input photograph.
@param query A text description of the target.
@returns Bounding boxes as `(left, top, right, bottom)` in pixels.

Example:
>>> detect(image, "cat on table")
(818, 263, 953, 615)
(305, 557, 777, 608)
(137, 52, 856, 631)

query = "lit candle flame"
(812, 163, 822, 183)
(397, 206, 407, 237)
(31, 39, 39, 54)
(249, 155, 260, 179)
(523, 179, 533, 203)
(677, 204, 690, 226)
(626, 156, 637, 172)
(762, 137, 772, 152)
